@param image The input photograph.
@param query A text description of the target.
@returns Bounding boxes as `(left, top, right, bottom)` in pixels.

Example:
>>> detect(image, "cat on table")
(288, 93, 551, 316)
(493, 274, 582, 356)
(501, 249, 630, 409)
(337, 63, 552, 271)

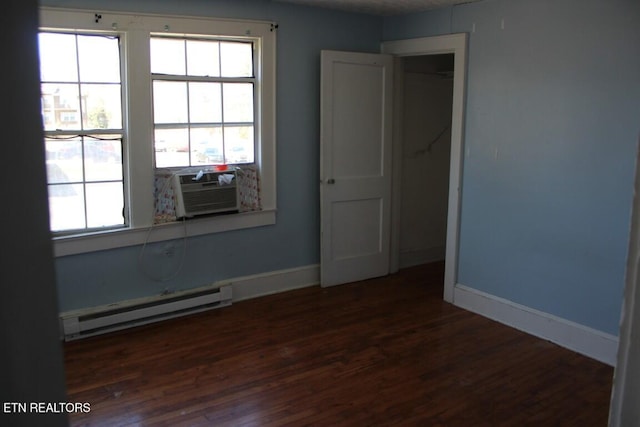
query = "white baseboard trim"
(218, 264, 320, 302)
(399, 246, 446, 269)
(453, 284, 619, 366)
(58, 265, 320, 340)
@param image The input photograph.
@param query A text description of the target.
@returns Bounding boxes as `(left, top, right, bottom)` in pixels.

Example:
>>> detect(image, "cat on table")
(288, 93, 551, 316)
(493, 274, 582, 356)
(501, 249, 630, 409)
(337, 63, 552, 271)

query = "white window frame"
(40, 8, 277, 257)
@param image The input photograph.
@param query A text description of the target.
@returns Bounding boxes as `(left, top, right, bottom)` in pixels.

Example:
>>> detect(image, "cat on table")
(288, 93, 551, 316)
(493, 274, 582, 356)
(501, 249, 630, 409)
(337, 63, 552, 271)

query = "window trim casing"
(39, 7, 277, 257)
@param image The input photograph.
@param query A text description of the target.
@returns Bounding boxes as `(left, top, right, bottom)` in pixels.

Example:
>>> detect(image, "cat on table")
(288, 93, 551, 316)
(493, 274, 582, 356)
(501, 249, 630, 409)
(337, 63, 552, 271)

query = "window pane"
(223, 83, 254, 123)
(153, 81, 188, 124)
(155, 128, 189, 167)
(187, 40, 220, 77)
(38, 33, 78, 82)
(189, 82, 222, 123)
(45, 137, 82, 163)
(49, 183, 85, 231)
(81, 84, 123, 130)
(220, 42, 253, 77)
(224, 125, 254, 164)
(78, 35, 121, 83)
(151, 38, 186, 75)
(41, 83, 82, 131)
(86, 182, 124, 228)
(191, 127, 224, 165)
(45, 138, 83, 183)
(84, 139, 123, 181)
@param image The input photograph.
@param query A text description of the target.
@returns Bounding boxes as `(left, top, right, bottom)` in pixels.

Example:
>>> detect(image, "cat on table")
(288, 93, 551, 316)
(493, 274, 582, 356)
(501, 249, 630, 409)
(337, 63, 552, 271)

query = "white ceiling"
(273, 0, 482, 16)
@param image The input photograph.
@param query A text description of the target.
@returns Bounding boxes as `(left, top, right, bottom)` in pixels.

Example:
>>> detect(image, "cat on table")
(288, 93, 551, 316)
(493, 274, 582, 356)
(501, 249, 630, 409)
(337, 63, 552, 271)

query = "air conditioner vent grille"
(183, 187, 237, 212)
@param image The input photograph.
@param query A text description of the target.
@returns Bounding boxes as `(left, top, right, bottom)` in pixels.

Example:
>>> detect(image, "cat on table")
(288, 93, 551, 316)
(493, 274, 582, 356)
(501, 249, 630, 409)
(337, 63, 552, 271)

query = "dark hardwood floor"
(64, 262, 614, 426)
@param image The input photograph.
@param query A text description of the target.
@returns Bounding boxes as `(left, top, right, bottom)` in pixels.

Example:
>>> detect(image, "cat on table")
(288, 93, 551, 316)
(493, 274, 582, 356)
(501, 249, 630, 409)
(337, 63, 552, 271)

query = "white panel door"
(320, 50, 394, 287)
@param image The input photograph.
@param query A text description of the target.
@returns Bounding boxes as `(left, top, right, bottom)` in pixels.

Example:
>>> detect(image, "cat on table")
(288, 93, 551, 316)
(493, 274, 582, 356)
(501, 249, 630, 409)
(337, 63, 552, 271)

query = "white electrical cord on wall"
(137, 167, 192, 285)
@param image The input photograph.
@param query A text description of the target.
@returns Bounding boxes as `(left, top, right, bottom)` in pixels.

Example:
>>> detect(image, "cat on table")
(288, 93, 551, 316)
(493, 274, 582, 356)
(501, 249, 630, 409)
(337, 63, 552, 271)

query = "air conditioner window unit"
(172, 169, 239, 218)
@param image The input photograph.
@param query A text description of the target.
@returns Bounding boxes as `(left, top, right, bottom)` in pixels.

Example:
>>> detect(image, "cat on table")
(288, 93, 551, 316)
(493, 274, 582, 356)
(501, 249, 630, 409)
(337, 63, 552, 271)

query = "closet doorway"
(398, 54, 454, 271)
(384, 34, 467, 303)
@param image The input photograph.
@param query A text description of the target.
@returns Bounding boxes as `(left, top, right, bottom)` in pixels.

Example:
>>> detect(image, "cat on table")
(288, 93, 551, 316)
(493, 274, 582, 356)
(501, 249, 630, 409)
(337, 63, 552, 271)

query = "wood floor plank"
(64, 262, 613, 426)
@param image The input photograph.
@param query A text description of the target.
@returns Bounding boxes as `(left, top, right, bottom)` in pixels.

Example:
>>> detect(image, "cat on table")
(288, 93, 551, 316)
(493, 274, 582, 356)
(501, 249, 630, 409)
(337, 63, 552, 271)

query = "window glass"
(77, 35, 121, 83)
(48, 183, 86, 231)
(39, 33, 78, 82)
(220, 42, 253, 77)
(84, 138, 123, 181)
(224, 126, 254, 164)
(150, 38, 186, 75)
(222, 83, 254, 122)
(81, 84, 123, 130)
(187, 40, 220, 77)
(45, 138, 83, 182)
(41, 83, 82, 131)
(45, 136, 124, 232)
(153, 81, 188, 124)
(85, 182, 125, 228)
(189, 82, 222, 123)
(190, 127, 224, 165)
(154, 128, 189, 167)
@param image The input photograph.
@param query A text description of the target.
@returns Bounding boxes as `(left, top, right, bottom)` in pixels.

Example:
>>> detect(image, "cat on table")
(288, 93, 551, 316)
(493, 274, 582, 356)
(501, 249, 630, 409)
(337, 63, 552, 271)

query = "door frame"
(609, 137, 640, 426)
(382, 33, 468, 303)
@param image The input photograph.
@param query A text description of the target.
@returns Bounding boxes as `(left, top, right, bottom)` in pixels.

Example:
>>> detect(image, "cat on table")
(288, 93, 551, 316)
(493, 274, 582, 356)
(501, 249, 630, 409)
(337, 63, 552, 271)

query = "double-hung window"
(39, 8, 276, 256)
(151, 37, 256, 168)
(40, 32, 125, 234)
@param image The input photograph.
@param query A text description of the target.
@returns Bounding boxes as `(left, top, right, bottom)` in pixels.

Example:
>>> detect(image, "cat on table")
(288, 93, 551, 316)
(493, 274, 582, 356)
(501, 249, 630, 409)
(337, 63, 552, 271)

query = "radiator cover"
(60, 285, 232, 341)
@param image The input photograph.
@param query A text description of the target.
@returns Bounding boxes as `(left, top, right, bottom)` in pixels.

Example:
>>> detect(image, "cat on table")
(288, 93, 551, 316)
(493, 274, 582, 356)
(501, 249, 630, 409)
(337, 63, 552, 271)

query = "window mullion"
(218, 45, 226, 164)
(73, 36, 91, 230)
(81, 137, 89, 229)
(124, 28, 155, 228)
(184, 40, 193, 160)
(74, 34, 85, 133)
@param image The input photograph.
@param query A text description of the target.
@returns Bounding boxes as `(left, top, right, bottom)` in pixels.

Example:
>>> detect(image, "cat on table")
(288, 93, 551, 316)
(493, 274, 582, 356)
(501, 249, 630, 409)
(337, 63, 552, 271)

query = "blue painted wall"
(386, 0, 640, 335)
(41, 0, 382, 311)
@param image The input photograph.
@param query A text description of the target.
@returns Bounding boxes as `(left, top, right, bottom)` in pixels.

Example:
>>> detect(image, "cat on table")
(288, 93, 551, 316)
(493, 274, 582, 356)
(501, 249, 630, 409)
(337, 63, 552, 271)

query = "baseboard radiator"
(60, 285, 232, 341)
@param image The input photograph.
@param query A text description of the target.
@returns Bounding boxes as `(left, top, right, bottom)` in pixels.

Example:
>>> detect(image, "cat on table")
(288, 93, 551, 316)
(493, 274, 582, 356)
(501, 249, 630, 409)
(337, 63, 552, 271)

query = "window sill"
(52, 209, 276, 257)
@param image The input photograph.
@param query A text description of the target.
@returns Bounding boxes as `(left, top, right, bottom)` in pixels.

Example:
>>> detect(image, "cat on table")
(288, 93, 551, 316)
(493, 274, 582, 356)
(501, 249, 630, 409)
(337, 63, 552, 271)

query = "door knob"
(327, 178, 335, 184)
